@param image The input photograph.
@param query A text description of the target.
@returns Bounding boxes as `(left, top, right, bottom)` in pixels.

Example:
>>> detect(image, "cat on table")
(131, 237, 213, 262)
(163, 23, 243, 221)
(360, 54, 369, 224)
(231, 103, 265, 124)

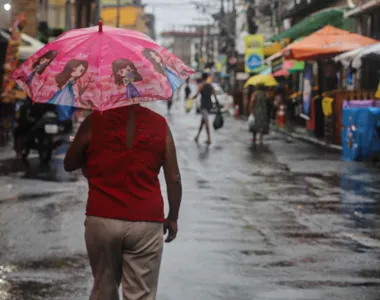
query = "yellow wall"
(101, 6, 146, 33)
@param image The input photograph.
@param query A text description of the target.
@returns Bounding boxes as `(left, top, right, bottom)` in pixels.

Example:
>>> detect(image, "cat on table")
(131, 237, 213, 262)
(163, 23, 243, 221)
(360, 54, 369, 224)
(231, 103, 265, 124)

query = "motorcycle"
(14, 101, 72, 165)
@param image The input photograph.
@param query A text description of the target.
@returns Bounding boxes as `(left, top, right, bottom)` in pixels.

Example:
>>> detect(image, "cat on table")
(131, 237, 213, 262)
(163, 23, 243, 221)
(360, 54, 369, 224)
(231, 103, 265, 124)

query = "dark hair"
(112, 59, 142, 85)
(256, 83, 266, 91)
(142, 48, 165, 76)
(202, 73, 209, 81)
(55, 59, 88, 89)
(142, 48, 179, 76)
(32, 50, 57, 75)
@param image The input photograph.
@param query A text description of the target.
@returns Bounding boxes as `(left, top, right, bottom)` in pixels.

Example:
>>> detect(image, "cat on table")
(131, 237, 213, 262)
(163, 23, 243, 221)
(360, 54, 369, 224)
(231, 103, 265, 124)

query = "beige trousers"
(85, 216, 164, 300)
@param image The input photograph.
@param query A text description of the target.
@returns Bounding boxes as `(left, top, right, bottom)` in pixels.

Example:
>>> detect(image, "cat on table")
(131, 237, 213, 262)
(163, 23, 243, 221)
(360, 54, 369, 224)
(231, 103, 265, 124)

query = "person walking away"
(192, 73, 217, 145)
(250, 84, 269, 145)
(184, 78, 191, 100)
(64, 104, 182, 300)
(167, 97, 173, 115)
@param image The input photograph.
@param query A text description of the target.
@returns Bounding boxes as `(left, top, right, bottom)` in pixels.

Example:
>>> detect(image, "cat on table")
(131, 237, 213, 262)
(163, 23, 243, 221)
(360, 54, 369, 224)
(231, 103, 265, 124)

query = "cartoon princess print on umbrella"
(26, 50, 57, 85)
(47, 59, 91, 106)
(112, 59, 142, 99)
(142, 48, 184, 93)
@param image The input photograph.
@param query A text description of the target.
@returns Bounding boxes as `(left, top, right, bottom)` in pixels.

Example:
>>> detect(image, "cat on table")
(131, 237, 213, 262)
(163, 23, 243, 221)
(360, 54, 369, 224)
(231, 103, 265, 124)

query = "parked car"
(0, 29, 45, 62)
(196, 83, 234, 115)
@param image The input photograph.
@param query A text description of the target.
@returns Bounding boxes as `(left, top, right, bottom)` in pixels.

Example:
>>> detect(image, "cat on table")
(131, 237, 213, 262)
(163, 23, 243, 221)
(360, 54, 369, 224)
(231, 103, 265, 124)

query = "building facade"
(161, 29, 201, 67)
(345, 0, 380, 39)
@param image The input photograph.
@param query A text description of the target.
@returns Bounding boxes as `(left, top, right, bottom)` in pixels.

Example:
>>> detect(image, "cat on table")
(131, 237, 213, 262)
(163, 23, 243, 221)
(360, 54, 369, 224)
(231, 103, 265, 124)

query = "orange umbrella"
(282, 25, 378, 60)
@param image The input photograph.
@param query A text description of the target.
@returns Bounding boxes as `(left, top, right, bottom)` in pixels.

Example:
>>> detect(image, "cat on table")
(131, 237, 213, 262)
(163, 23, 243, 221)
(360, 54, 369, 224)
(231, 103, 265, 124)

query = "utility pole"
(65, 0, 72, 30)
(76, 0, 82, 28)
(85, 0, 92, 27)
(95, 0, 102, 23)
(116, 0, 121, 27)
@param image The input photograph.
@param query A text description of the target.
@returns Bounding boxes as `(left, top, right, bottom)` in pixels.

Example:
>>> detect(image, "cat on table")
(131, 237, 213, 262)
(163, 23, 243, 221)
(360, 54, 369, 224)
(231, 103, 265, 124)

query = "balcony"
(281, 0, 332, 19)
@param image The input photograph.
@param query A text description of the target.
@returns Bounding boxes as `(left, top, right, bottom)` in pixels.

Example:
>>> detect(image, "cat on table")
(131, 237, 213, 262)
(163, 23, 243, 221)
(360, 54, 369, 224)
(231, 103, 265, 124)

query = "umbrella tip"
(98, 20, 103, 32)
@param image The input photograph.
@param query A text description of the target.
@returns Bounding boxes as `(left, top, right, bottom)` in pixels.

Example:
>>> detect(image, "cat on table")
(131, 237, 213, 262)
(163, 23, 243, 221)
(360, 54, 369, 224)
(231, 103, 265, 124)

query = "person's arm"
(163, 126, 182, 243)
(192, 83, 204, 100)
(64, 114, 92, 172)
(249, 92, 256, 114)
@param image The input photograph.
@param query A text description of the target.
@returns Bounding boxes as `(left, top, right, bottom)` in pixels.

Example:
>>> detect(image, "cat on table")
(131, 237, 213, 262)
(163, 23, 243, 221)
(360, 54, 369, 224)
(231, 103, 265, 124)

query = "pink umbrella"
(12, 22, 194, 111)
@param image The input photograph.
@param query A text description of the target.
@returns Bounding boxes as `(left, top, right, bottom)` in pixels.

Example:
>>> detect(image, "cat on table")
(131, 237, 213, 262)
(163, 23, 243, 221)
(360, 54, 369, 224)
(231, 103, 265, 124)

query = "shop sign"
(302, 63, 313, 118)
(236, 72, 249, 80)
(271, 56, 284, 73)
(244, 34, 264, 73)
(216, 54, 227, 72)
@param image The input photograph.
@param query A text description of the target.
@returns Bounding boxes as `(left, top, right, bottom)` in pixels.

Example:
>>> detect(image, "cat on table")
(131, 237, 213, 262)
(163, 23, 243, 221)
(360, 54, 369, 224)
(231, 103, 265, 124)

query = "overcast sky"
(143, 0, 221, 36)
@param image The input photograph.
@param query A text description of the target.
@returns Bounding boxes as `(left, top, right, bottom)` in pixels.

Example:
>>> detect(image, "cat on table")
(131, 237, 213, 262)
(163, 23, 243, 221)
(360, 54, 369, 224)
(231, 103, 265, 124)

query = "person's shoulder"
(138, 106, 167, 124)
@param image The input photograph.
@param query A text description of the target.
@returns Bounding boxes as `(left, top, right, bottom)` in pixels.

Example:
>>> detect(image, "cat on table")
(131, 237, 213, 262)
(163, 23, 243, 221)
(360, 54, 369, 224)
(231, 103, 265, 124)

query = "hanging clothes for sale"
(322, 97, 334, 117)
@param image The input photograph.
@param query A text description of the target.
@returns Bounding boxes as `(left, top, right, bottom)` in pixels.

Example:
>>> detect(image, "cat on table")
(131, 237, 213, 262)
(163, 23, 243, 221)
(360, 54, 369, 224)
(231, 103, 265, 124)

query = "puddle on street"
(197, 179, 211, 190)
(0, 191, 65, 204)
(0, 158, 26, 176)
(276, 280, 380, 288)
(0, 255, 89, 300)
(240, 250, 274, 256)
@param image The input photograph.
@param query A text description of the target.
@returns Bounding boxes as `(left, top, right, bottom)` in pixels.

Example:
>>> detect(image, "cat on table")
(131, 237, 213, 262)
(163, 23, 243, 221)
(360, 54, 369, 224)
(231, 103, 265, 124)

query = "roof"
(161, 31, 202, 38)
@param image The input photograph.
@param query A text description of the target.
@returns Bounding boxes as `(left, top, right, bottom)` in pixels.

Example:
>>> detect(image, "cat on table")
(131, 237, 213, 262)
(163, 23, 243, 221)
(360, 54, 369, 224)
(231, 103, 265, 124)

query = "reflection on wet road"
(0, 102, 379, 300)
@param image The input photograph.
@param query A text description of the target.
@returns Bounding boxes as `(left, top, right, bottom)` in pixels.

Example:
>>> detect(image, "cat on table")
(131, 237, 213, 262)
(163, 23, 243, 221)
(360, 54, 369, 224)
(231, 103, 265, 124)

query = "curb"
(273, 126, 342, 152)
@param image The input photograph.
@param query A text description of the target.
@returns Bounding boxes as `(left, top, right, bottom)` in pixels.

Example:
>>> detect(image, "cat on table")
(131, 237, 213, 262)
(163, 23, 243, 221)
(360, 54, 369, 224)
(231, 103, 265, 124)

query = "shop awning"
(333, 48, 363, 67)
(352, 43, 380, 69)
(289, 61, 305, 74)
(282, 25, 378, 60)
(268, 8, 345, 42)
(260, 60, 305, 76)
(344, 0, 380, 17)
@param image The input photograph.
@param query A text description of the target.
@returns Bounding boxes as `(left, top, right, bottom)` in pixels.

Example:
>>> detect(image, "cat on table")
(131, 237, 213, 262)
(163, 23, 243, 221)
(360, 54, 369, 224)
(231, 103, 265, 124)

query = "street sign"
(244, 35, 264, 73)
(246, 52, 263, 70)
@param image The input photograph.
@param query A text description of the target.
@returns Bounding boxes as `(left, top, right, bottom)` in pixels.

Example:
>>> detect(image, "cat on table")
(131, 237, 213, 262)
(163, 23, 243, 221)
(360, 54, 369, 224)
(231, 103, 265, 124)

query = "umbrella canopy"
(244, 74, 278, 88)
(352, 43, 380, 69)
(12, 22, 194, 111)
(282, 25, 378, 60)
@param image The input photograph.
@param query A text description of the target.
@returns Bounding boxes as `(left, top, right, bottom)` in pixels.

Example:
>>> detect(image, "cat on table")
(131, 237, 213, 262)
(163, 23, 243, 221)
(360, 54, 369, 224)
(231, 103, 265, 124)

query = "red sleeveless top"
(86, 105, 167, 222)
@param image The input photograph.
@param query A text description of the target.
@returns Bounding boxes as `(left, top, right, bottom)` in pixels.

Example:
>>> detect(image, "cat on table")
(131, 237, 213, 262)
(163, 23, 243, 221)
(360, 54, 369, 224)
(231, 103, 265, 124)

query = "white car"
(196, 83, 234, 115)
(0, 29, 45, 62)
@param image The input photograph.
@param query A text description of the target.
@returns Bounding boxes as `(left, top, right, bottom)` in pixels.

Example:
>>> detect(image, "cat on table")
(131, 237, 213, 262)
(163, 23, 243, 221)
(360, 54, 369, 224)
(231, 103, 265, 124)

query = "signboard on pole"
(1, 14, 25, 103)
(244, 34, 264, 73)
(271, 56, 284, 73)
(302, 63, 313, 118)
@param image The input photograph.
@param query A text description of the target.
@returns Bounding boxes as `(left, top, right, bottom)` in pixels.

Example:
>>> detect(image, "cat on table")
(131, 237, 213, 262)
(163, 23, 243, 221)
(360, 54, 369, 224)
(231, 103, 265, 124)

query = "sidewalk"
(272, 124, 342, 152)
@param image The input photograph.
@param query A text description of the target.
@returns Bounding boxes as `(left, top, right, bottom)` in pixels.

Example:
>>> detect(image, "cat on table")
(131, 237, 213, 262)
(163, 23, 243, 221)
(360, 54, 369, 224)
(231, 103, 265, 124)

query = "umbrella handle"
(98, 20, 103, 33)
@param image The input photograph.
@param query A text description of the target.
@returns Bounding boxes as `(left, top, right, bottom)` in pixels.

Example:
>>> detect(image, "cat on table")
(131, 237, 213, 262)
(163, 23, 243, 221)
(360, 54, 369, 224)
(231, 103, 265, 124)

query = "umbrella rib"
(97, 30, 102, 110)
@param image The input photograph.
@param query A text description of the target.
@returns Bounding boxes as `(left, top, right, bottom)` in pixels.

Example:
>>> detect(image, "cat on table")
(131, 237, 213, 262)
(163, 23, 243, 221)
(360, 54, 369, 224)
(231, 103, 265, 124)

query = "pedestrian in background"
(184, 78, 191, 100)
(64, 104, 182, 300)
(249, 84, 269, 145)
(273, 87, 284, 120)
(192, 73, 218, 145)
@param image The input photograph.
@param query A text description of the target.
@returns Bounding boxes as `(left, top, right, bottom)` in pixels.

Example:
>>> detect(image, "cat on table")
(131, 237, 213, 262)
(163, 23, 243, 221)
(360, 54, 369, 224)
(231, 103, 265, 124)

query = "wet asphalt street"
(0, 101, 379, 300)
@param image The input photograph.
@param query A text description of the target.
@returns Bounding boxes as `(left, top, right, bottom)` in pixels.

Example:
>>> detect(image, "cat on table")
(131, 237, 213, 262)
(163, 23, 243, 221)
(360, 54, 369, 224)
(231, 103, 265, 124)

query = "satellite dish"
(347, 0, 356, 9)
